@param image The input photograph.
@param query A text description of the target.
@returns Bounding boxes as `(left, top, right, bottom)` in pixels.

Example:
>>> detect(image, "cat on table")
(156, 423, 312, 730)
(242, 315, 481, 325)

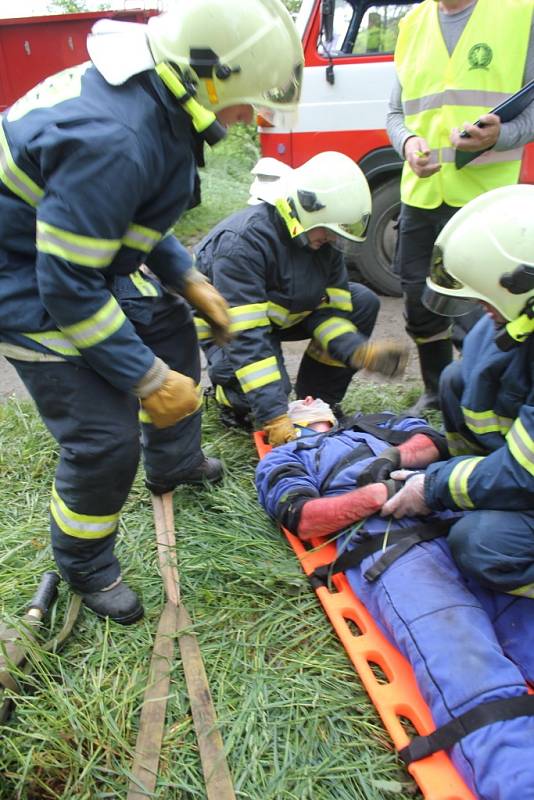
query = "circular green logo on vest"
(468, 43, 493, 71)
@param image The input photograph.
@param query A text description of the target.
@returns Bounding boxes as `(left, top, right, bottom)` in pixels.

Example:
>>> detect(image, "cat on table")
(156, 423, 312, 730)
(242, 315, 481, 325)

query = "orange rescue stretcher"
(254, 430, 476, 800)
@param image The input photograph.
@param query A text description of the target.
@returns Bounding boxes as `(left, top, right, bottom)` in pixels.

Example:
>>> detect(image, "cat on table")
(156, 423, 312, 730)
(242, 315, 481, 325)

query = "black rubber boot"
(408, 339, 453, 416)
(81, 579, 144, 625)
(219, 406, 253, 432)
(145, 456, 223, 495)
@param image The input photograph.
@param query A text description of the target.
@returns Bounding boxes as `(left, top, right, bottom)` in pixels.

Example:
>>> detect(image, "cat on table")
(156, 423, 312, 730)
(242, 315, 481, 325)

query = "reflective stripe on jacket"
(425, 315, 534, 511)
(194, 203, 368, 424)
(0, 64, 197, 392)
(396, 0, 532, 208)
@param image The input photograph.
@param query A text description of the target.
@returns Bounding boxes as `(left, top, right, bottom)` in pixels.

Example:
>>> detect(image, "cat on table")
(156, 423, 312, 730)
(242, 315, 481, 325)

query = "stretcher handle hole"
(342, 615, 363, 638)
(398, 714, 420, 740)
(367, 658, 392, 686)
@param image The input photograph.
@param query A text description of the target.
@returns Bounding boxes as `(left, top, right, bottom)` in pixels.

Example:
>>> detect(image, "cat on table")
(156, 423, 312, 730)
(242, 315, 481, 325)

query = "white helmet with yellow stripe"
(88, 0, 303, 127)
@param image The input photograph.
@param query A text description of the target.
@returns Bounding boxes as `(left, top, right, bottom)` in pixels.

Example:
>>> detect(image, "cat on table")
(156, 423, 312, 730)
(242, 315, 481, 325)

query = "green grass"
(0, 384, 422, 800)
(174, 125, 260, 247)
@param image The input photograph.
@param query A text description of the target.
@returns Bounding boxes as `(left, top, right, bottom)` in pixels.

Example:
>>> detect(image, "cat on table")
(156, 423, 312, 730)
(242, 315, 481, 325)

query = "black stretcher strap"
(308, 519, 452, 589)
(398, 694, 534, 765)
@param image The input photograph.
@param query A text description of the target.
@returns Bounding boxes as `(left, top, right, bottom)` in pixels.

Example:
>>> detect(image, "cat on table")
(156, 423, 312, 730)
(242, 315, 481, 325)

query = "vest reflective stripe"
(194, 317, 212, 341)
(448, 456, 484, 509)
(396, 0, 532, 208)
(462, 406, 513, 437)
(129, 270, 159, 297)
(228, 303, 270, 333)
(23, 330, 81, 356)
(267, 302, 311, 329)
(61, 297, 126, 349)
(122, 223, 162, 253)
(403, 89, 512, 116)
(50, 483, 119, 539)
(236, 356, 281, 393)
(313, 316, 357, 350)
(0, 122, 44, 207)
(318, 287, 353, 312)
(508, 582, 534, 599)
(446, 431, 485, 457)
(439, 147, 524, 166)
(506, 418, 534, 477)
(36, 220, 120, 268)
(305, 338, 345, 368)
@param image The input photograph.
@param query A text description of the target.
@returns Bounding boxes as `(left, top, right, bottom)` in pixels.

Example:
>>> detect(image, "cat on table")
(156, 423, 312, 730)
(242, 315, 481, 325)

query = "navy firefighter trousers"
(9, 294, 203, 592)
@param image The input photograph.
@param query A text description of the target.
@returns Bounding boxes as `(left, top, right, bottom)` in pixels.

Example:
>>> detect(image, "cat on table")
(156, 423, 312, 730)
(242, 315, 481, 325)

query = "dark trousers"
(440, 361, 534, 592)
(10, 295, 202, 592)
(395, 203, 483, 348)
(204, 282, 380, 416)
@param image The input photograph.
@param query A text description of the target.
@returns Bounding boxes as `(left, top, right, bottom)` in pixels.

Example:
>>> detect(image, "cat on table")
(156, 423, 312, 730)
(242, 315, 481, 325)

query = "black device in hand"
(455, 79, 534, 167)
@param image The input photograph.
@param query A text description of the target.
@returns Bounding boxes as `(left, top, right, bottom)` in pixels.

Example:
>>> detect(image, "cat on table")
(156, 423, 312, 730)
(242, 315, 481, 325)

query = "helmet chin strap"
(154, 62, 227, 146)
(495, 265, 534, 351)
(495, 297, 534, 351)
(274, 197, 309, 247)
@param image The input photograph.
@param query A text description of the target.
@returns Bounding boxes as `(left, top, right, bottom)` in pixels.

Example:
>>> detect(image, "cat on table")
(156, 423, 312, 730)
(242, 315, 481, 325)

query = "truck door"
(259, 0, 419, 297)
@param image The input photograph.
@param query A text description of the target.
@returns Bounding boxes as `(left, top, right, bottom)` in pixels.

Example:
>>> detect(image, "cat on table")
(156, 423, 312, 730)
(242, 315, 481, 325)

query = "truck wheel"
(348, 176, 401, 297)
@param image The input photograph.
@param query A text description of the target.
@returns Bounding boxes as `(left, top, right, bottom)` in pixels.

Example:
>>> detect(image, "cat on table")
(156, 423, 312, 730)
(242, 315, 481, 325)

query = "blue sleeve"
(145, 234, 193, 291)
(36, 129, 156, 391)
(425, 393, 534, 511)
(255, 442, 320, 521)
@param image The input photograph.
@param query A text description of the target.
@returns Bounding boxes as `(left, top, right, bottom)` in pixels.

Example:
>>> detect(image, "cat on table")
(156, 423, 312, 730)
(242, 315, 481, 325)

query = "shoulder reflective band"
(0, 123, 44, 207)
(398, 694, 534, 765)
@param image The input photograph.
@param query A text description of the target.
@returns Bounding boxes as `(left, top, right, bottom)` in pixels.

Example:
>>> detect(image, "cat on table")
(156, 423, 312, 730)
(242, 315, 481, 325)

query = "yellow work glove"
(141, 370, 202, 429)
(182, 268, 232, 346)
(351, 339, 409, 378)
(263, 414, 298, 448)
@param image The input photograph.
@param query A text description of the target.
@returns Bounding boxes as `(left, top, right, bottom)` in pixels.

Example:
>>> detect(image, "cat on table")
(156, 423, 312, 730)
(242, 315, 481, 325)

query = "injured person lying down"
(255, 398, 534, 800)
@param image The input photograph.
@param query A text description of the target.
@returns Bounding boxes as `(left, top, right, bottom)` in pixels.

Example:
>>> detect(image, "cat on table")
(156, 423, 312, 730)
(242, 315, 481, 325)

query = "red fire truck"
(0, 8, 157, 113)
(259, 0, 534, 295)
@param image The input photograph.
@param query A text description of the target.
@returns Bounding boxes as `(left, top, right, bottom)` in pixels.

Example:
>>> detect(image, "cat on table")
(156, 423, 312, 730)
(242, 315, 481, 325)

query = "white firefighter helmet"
(248, 157, 292, 205)
(251, 152, 372, 249)
(88, 0, 303, 124)
(424, 184, 534, 323)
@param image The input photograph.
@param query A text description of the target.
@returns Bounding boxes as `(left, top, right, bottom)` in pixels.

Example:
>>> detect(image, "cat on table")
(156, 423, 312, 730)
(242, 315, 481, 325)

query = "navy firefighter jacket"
(425, 315, 534, 512)
(0, 62, 200, 393)
(194, 202, 369, 424)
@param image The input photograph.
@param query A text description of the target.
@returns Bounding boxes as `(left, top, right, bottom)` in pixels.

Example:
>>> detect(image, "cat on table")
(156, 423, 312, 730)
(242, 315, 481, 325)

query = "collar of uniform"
(141, 70, 199, 146)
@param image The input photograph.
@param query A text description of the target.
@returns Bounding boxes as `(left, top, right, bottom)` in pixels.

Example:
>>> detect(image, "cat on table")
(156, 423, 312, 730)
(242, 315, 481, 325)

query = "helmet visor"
(422, 285, 478, 316)
(428, 245, 464, 291)
(424, 246, 478, 316)
(263, 62, 302, 106)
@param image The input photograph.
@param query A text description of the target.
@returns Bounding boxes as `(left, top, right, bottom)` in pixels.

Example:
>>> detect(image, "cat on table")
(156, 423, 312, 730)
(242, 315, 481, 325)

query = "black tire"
(347, 175, 401, 297)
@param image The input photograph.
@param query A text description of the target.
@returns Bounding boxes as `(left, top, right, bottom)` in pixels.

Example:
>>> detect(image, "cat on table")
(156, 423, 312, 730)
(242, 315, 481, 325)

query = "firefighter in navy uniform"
(382, 184, 534, 599)
(0, 0, 304, 624)
(194, 152, 409, 447)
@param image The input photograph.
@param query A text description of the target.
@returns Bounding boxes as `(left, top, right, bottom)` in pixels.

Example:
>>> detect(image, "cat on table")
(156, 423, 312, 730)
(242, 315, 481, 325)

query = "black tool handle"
(27, 571, 60, 617)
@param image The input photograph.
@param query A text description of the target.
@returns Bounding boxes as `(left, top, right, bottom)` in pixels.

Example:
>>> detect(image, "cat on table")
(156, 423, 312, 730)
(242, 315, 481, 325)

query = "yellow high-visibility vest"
(396, 0, 532, 209)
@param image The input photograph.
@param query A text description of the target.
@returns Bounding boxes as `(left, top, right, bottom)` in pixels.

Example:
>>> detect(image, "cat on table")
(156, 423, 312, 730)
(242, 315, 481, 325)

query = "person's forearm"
(386, 74, 415, 158)
(494, 21, 534, 152)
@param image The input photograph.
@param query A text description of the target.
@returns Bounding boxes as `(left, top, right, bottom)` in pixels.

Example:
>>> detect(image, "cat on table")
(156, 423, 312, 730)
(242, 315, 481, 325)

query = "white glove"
(380, 470, 430, 519)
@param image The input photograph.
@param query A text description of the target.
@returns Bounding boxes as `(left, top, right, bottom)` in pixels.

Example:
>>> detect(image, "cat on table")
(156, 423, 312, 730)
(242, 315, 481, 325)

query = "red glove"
(358, 434, 440, 486)
(297, 483, 389, 540)
(398, 433, 440, 468)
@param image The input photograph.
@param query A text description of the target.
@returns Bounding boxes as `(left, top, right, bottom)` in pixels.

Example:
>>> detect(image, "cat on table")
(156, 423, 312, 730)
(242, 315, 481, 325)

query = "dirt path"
(0, 295, 421, 403)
